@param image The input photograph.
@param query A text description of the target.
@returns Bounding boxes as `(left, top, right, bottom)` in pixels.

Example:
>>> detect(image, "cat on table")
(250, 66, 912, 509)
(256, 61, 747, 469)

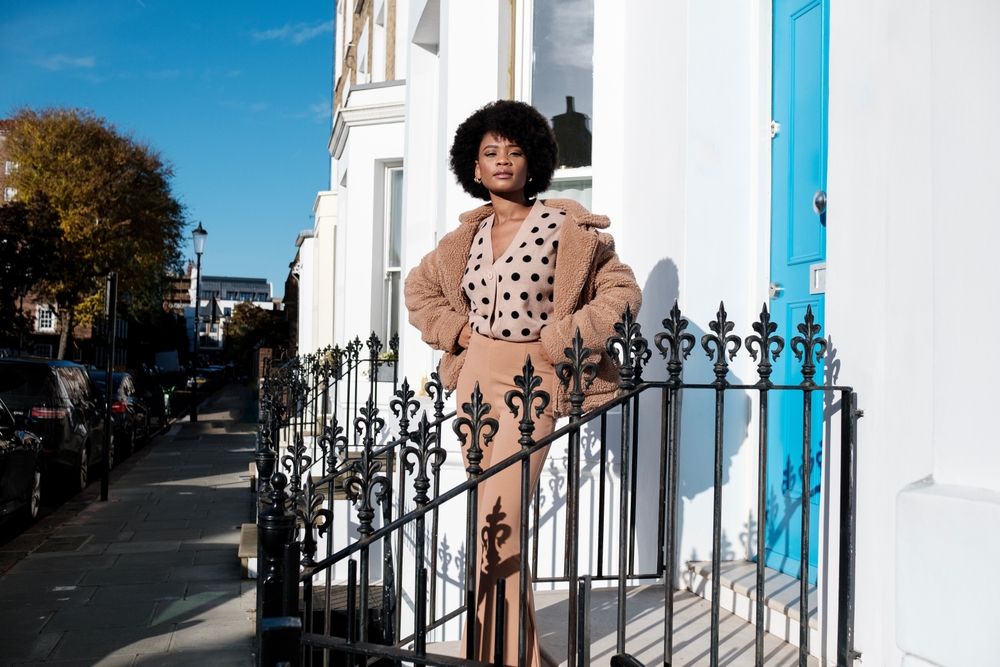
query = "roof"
(201, 276, 267, 284)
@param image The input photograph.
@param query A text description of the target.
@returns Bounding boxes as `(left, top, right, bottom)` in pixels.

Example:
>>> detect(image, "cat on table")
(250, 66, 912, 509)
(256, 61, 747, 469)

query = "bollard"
(258, 470, 296, 657)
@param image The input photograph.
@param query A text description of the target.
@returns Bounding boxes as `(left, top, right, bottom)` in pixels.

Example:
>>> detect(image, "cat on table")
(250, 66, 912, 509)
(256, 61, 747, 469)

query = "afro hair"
(449, 100, 559, 201)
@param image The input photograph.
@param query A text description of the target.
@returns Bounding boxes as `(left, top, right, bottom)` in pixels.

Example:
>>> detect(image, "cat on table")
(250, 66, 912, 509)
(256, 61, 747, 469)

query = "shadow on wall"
(632, 258, 751, 577)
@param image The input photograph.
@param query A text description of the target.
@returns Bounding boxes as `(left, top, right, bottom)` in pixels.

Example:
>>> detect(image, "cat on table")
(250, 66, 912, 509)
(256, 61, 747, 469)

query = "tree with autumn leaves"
(1, 107, 185, 358)
(223, 301, 288, 371)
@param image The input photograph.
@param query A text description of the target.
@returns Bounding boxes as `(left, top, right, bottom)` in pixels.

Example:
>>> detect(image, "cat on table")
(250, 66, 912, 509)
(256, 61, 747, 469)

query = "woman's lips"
(494, 171, 512, 178)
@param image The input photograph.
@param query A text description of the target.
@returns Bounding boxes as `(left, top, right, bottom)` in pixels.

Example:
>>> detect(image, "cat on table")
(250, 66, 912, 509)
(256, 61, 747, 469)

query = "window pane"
(388, 169, 403, 268)
(539, 178, 593, 210)
(532, 0, 594, 168)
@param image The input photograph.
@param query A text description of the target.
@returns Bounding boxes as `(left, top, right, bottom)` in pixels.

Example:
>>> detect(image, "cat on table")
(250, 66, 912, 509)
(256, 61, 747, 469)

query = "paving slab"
(0, 385, 258, 667)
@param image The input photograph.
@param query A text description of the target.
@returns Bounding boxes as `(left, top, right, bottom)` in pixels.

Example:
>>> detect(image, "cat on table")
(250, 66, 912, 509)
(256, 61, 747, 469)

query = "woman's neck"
(490, 191, 532, 226)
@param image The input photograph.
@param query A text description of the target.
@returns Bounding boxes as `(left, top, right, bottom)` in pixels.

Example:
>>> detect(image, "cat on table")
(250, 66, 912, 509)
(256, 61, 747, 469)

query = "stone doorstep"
(686, 560, 822, 654)
(239, 523, 257, 579)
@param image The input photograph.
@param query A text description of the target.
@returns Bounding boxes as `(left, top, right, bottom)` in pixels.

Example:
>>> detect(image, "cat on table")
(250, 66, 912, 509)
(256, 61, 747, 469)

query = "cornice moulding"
(329, 102, 406, 159)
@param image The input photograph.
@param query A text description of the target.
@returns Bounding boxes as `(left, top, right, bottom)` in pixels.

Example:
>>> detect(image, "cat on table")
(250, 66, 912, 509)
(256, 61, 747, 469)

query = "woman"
(404, 100, 641, 666)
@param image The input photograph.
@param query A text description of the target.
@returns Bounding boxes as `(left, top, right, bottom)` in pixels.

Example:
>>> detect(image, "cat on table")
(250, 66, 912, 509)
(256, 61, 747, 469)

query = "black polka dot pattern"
(462, 201, 563, 342)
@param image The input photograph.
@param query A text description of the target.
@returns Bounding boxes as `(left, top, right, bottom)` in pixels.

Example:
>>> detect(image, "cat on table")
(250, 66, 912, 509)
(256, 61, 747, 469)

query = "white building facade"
(294, 1, 1000, 664)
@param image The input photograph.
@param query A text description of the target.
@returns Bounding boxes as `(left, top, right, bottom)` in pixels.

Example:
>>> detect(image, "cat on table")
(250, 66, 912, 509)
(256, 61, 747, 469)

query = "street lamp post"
(191, 222, 208, 422)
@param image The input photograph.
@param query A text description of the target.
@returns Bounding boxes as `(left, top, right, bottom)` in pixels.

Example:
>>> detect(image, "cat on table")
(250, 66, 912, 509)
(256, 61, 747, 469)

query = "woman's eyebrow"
(482, 143, 522, 150)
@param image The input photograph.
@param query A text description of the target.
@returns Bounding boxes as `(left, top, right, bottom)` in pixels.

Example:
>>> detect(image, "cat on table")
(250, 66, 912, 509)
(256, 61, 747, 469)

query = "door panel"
(766, 0, 829, 583)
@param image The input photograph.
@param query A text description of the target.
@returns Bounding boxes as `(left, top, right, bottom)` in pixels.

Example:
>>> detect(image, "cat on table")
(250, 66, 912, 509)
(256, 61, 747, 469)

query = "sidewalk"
(0, 384, 258, 667)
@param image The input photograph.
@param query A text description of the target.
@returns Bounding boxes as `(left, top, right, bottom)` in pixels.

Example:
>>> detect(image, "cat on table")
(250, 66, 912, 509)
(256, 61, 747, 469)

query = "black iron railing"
(254, 302, 859, 667)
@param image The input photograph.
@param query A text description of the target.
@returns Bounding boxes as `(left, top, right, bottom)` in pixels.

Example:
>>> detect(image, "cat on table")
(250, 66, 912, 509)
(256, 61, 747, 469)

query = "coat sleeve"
(539, 234, 642, 363)
(404, 245, 469, 354)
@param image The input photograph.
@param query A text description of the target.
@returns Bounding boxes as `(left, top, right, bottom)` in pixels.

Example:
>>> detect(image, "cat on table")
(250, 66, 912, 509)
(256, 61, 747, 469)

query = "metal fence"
(253, 302, 859, 667)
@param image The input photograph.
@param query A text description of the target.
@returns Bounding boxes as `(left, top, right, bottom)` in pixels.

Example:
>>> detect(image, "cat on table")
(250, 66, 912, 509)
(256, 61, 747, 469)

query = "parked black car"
(89, 371, 149, 456)
(0, 397, 42, 522)
(0, 359, 108, 492)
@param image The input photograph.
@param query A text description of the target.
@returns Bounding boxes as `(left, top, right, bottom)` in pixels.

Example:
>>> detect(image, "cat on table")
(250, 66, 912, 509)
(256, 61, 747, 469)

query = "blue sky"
(0, 0, 335, 298)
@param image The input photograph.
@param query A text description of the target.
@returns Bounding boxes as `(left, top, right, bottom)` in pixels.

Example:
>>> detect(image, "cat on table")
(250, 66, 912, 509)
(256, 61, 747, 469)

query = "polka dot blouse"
(463, 199, 565, 342)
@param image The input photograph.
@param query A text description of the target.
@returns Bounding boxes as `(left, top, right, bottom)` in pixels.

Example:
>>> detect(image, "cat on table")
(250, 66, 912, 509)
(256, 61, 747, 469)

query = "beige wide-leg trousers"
(456, 333, 556, 667)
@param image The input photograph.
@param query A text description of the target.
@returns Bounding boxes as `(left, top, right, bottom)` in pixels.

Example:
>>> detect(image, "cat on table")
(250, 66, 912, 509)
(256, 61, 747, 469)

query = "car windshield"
(0, 362, 53, 400)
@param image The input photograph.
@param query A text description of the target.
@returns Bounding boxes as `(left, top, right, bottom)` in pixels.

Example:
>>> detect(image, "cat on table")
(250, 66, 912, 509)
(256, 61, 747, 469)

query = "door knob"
(813, 190, 827, 215)
(769, 282, 784, 299)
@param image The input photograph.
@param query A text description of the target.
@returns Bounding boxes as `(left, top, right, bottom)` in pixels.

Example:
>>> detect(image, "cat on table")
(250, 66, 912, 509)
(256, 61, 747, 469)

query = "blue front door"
(765, 0, 829, 582)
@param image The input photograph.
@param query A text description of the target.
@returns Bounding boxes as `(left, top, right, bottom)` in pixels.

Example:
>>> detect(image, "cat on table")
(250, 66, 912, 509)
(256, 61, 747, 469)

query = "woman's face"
(474, 133, 530, 197)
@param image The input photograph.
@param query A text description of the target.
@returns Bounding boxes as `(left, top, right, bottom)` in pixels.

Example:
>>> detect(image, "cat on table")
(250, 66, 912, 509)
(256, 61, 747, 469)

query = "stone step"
(427, 586, 815, 666)
(239, 523, 257, 579)
(685, 560, 820, 655)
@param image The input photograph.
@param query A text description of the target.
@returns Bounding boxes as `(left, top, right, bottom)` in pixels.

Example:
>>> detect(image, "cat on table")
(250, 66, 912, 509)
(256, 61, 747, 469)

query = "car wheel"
(28, 468, 41, 520)
(78, 445, 89, 492)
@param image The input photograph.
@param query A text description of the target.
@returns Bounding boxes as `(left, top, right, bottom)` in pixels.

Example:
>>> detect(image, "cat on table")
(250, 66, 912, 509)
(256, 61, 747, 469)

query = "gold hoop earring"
(474, 176, 481, 184)
(528, 176, 533, 181)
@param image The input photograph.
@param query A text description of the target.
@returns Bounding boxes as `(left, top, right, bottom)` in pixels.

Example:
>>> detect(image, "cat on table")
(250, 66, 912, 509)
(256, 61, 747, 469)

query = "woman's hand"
(458, 323, 473, 350)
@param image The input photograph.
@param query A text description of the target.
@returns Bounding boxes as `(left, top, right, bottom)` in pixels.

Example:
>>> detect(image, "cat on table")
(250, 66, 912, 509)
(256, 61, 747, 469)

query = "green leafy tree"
(224, 302, 288, 373)
(4, 107, 186, 358)
(0, 194, 60, 344)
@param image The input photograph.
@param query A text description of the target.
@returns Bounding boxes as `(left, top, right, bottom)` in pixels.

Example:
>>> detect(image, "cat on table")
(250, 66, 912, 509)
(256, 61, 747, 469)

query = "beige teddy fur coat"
(404, 198, 642, 417)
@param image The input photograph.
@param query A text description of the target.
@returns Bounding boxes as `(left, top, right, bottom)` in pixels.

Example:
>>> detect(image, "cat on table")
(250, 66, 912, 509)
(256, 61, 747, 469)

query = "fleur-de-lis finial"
(425, 364, 446, 422)
(557, 328, 599, 420)
(654, 300, 696, 384)
(280, 431, 311, 500)
(390, 377, 421, 441)
(790, 305, 827, 386)
(342, 450, 388, 536)
(505, 356, 551, 448)
(318, 413, 349, 475)
(701, 302, 742, 386)
(745, 303, 785, 387)
(366, 331, 383, 360)
(348, 336, 364, 363)
(354, 396, 386, 453)
(606, 304, 650, 390)
(453, 382, 498, 476)
(402, 413, 447, 506)
(293, 474, 333, 567)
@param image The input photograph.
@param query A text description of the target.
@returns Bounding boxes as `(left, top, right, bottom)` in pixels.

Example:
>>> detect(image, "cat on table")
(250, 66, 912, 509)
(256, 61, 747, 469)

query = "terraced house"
(280, 1, 1000, 665)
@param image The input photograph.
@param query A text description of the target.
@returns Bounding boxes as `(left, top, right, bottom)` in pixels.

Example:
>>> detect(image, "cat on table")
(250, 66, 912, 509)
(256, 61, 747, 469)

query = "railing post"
(558, 328, 600, 667)
(260, 616, 302, 667)
(746, 303, 785, 667)
(606, 306, 651, 660)
(258, 472, 296, 665)
(402, 411, 446, 656)
(791, 304, 827, 666)
(701, 302, 743, 667)
(454, 382, 499, 662)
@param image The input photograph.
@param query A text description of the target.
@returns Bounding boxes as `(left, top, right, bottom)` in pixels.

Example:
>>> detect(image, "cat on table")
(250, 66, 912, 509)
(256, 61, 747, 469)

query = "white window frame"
(516, 0, 595, 172)
(382, 165, 404, 345)
(36, 306, 56, 332)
